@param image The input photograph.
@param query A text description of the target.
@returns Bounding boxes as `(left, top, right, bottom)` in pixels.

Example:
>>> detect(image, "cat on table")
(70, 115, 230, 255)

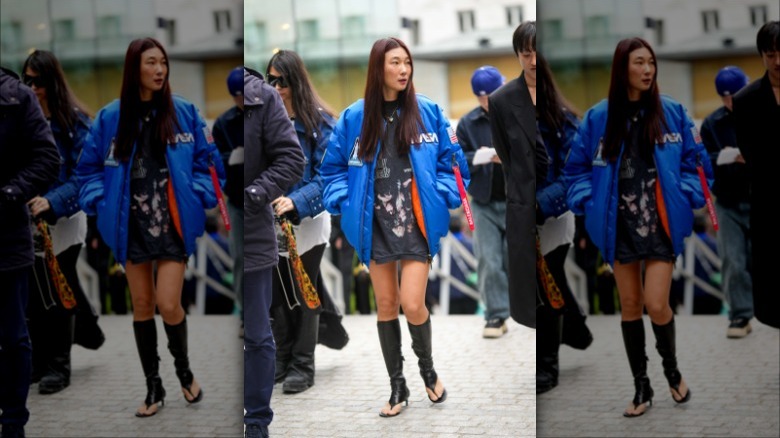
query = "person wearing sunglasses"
(321, 37, 469, 417)
(264, 50, 337, 395)
(20, 50, 96, 397)
(76, 37, 225, 417)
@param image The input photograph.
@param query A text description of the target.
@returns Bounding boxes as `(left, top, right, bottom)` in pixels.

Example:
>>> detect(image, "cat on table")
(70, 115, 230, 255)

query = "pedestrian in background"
(535, 53, 593, 394)
(21, 50, 100, 396)
(700, 65, 753, 337)
(213, 66, 246, 337)
(733, 20, 780, 330)
(488, 21, 543, 330)
(321, 37, 469, 417)
(0, 65, 60, 438)
(265, 49, 336, 394)
(565, 37, 711, 417)
(77, 37, 222, 417)
(455, 65, 511, 338)
(242, 67, 305, 438)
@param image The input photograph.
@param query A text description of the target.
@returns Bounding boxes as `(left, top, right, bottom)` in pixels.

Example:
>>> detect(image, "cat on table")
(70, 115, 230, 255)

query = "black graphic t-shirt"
(615, 102, 674, 264)
(371, 101, 429, 264)
(126, 103, 186, 263)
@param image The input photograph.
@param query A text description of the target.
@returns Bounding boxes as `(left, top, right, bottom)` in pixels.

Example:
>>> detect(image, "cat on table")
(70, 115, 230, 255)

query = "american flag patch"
(447, 126, 458, 144)
(691, 126, 702, 144)
(203, 126, 214, 144)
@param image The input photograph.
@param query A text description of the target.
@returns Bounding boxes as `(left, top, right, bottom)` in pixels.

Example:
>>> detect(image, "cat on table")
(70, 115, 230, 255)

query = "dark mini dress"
(614, 101, 675, 264)
(371, 100, 429, 264)
(126, 101, 187, 264)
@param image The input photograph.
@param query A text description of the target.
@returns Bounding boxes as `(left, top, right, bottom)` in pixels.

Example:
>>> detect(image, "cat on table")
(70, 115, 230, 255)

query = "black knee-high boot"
(652, 317, 691, 403)
(38, 312, 74, 394)
(537, 306, 562, 394)
(283, 309, 319, 393)
(163, 317, 203, 403)
(133, 319, 165, 416)
(407, 315, 447, 404)
(377, 319, 409, 417)
(621, 319, 653, 417)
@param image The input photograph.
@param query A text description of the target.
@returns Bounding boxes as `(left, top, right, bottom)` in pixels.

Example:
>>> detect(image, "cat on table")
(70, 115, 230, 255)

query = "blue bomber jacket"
(76, 95, 225, 265)
(564, 95, 713, 265)
(321, 95, 470, 266)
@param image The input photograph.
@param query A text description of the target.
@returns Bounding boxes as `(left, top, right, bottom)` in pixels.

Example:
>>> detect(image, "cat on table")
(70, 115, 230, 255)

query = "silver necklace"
(385, 102, 400, 123)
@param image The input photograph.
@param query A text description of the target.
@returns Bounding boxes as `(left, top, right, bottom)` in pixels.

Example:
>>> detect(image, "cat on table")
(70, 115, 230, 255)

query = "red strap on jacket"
(452, 155, 474, 231)
(210, 164, 231, 231)
(697, 164, 718, 231)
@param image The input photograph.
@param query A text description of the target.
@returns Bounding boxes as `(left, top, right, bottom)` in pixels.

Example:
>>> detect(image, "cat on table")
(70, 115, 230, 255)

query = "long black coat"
(733, 72, 780, 328)
(488, 73, 548, 329)
(0, 67, 59, 272)
(243, 69, 305, 272)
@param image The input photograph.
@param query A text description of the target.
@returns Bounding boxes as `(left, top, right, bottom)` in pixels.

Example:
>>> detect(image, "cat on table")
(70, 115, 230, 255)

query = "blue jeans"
(471, 201, 510, 321)
(715, 201, 753, 320)
(0, 267, 32, 428)
(228, 203, 244, 322)
(244, 267, 275, 427)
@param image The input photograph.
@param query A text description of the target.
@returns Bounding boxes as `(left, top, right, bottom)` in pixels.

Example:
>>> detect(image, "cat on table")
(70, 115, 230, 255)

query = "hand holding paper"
(716, 146, 742, 165)
(472, 147, 497, 165)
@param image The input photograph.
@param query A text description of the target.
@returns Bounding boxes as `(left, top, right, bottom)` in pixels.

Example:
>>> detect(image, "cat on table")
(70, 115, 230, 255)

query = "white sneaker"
(483, 318, 508, 338)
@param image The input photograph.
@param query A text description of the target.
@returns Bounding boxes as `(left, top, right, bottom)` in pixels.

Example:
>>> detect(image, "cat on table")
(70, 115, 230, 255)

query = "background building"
(244, 0, 534, 120)
(539, 0, 778, 120)
(0, 0, 243, 120)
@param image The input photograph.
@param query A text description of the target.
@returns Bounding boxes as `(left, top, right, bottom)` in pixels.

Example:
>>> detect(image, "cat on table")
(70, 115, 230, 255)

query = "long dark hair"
(603, 37, 668, 160)
(359, 37, 423, 161)
(22, 50, 92, 131)
(265, 50, 335, 144)
(513, 21, 536, 55)
(537, 52, 579, 147)
(115, 37, 179, 161)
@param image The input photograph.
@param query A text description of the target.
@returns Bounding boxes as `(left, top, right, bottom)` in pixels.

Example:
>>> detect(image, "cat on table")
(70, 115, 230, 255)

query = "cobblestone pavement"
(537, 315, 780, 437)
(23, 314, 535, 438)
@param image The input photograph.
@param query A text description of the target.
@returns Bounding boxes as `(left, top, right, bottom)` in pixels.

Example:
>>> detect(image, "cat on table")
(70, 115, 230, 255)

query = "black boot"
(652, 317, 691, 403)
(283, 309, 318, 394)
(377, 319, 409, 417)
(537, 307, 561, 394)
(133, 319, 165, 417)
(621, 319, 653, 417)
(39, 313, 74, 394)
(407, 315, 447, 404)
(163, 317, 203, 403)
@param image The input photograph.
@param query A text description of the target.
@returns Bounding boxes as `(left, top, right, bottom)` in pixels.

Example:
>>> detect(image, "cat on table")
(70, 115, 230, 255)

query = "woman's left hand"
(271, 196, 296, 216)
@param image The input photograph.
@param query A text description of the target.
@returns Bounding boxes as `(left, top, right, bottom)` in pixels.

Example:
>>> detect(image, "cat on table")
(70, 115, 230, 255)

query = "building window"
(246, 21, 266, 52)
(654, 19, 665, 46)
(341, 15, 365, 39)
(750, 5, 767, 26)
(702, 10, 719, 33)
(54, 19, 76, 42)
(542, 19, 563, 42)
(165, 19, 177, 45)
(98, 16, 121, 39)
(0, 20, 23, 53)
(214, 10, 231, 33)
(458, 10, 475, 33)
(401, 17, 420, 45)
(506, 6, 523, 27)
(298, 19, 319, 40)
(586, 15, 609, 38)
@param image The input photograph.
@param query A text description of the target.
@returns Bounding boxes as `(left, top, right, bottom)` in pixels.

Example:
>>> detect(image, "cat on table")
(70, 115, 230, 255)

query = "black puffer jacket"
(243, 68, 305, 271)
(0, 67, 59, 272)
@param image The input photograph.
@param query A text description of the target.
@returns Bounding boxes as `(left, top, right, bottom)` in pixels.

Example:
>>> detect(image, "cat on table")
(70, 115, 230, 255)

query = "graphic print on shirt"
(131, 153, 172, 238)
(374, 157, 414, 238)
(618, 156, 659, 238)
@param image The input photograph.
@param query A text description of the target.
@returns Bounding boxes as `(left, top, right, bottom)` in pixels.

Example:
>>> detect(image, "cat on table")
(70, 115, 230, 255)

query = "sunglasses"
(266, 74, 289, 89)
(23, 74, 45, 89)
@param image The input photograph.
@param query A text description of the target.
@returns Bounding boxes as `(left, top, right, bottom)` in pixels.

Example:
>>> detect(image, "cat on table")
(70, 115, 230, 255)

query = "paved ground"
(23, 314, 535, 438)
(537, 315, 780, 438)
